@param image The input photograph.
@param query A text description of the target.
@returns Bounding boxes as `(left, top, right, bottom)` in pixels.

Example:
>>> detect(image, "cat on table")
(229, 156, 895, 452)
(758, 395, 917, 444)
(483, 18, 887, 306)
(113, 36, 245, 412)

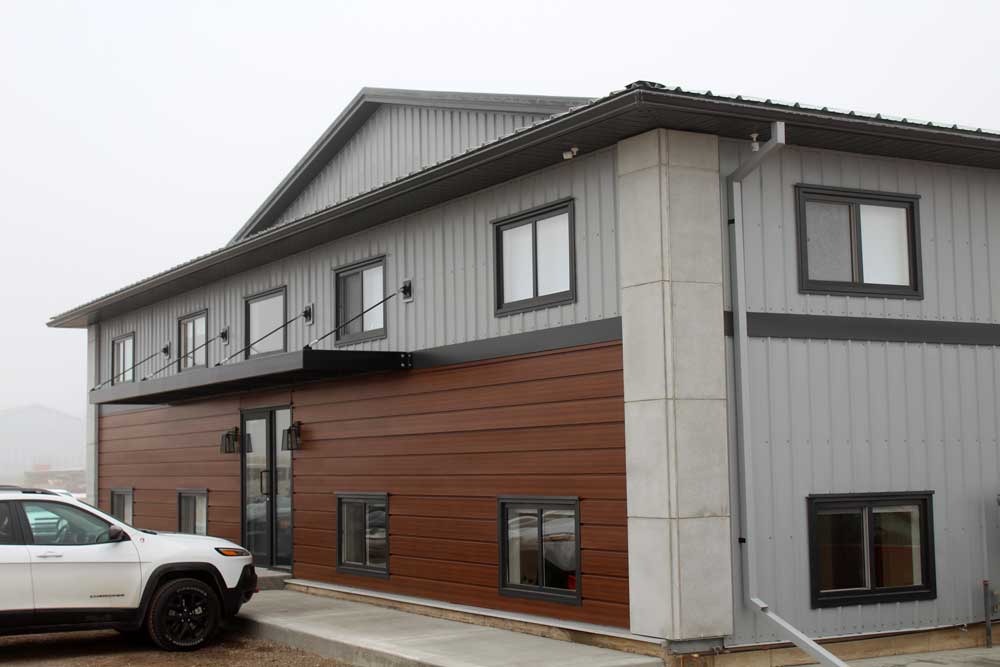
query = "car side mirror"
(107, 525, 130, 542)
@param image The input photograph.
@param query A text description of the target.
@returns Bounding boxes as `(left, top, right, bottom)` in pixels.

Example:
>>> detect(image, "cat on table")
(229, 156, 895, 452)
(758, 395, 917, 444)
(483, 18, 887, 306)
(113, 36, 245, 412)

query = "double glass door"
(241, 408, 292, 569)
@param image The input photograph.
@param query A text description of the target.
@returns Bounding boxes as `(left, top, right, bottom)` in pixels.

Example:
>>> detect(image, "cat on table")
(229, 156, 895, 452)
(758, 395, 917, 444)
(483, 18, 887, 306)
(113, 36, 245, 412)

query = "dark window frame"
(244, 287, 287, 360)
(335, 492, 389, 579)
(493, 199, 577, 317)
(110, 487, 133, 524)
(177, 309, 209, 372)
(110, 332, 136, 385)
(795, 184, 923, 299)
(334, 256, 387, 346)
(497, 495, 581, 605)
(177, 488, 208, 535)
(807, 491, 936, 608)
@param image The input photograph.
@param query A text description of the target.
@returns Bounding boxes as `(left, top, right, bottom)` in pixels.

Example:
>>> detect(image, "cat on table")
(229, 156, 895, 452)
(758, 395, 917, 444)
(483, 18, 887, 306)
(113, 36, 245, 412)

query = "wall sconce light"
(401, 280, 413, 301)
(162, 343, 171, 357)
(219, 427, 240, 454)
(303, 305, 314, 325)
(281, 421, 303, 451)
(220, 327, 230, 345)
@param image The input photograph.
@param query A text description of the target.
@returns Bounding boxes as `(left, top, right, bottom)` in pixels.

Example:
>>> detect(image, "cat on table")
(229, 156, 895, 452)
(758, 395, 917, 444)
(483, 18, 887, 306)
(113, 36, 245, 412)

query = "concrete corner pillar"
(85, 324, 100, 503)
(616, 129, 732, 641)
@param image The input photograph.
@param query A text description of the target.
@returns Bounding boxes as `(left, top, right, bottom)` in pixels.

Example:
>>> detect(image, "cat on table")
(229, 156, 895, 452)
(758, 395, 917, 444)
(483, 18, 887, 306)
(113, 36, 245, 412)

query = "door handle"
(36, 551, 63, 559)
(259, 469, 270, 495)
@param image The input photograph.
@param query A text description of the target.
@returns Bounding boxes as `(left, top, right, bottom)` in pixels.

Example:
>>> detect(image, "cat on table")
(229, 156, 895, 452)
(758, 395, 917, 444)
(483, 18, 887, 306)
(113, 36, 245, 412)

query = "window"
(498, 497, 580, 603)
(178, 489, 208, 535)
(494, 200, 576, 315)
(111, 334, 135, 385)
(245, 288, 286, 358)
(336, 493, 387, 576)
(178, 311, 208, 371)
(0, 502, 17, 545)
(796, 185, 922, 298)
(22, 501, 116, 545)
(807, 492, 935, 607)
(110, 488, 133, 524)
(335, 258, 385, 344)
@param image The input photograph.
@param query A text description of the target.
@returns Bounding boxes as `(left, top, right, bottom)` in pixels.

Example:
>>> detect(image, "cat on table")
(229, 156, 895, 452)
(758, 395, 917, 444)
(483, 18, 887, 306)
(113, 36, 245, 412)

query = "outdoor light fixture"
(219, 426, 240, 454)
(281, 421, 303, 451)
(400, 280, 413, 300)
(303, 305, 314, 325)
(562, 146, 579, 160)
(220, 327, 229, 344)
(161, 343, 171, 357)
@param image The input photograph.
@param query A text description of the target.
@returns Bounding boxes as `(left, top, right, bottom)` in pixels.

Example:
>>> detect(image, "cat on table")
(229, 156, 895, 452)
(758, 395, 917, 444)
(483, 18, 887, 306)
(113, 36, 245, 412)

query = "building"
(48, 82, 1000, 663)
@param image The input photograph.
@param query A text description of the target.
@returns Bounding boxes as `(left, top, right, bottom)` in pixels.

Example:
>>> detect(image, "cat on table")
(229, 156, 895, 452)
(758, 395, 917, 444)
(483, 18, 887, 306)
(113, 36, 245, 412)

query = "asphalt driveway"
(0, 626, 348, 667)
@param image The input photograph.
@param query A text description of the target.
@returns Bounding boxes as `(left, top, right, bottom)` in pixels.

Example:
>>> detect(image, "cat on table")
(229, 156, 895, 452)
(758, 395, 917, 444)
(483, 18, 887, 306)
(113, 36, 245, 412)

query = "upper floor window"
(178, 311, 207, 371)
(245, 288, 286, 358)
(796, 185, 922, 298)
(807, 491, 935, 608)
(494, 200, 576, 315)
(336, 258, 385, 344)
(111, 333, 135, 385)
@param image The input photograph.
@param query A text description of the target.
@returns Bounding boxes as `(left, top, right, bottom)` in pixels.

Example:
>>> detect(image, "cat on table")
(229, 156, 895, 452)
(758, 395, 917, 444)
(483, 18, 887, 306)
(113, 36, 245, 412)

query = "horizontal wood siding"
(97, 342, 627, 628)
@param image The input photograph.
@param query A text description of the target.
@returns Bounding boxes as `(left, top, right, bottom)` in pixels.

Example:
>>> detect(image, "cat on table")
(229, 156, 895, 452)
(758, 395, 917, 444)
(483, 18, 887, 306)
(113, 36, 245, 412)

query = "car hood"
(133, 530, 242, 550)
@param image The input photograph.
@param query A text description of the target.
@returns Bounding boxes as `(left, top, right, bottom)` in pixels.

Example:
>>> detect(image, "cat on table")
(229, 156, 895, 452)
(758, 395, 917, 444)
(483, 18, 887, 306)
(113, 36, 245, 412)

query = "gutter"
(727, 121, 848, 667)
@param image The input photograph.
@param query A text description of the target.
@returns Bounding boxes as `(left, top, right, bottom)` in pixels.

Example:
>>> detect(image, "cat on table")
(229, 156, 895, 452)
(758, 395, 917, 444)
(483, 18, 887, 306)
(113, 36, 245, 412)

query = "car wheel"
(146, 577, 220, 651)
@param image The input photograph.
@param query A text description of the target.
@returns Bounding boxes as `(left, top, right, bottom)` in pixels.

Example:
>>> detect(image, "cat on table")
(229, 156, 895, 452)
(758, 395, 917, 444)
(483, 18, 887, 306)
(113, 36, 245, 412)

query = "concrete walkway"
(236, 589, 662, 667)
(849, 647, 1000, 666)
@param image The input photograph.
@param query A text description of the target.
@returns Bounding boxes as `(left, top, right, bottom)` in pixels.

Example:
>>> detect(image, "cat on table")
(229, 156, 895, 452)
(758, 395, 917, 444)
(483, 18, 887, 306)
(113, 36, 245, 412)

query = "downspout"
(727, 122, 849, 667)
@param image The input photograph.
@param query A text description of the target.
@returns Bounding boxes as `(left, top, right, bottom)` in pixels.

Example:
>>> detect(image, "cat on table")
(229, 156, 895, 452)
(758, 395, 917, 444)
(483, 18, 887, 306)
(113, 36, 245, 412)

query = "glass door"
(241, 408, 293, 570)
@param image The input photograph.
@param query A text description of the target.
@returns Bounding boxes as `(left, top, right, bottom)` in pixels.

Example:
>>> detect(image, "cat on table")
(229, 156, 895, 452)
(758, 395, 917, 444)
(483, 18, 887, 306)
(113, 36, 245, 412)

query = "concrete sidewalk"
(849, 647, 1000, 666)
(236, 589, 663, 667)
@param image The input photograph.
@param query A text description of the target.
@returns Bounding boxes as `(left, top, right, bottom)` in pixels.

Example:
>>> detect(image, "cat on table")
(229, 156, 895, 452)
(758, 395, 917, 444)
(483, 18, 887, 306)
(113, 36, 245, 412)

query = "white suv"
(0, 486, 257, 651)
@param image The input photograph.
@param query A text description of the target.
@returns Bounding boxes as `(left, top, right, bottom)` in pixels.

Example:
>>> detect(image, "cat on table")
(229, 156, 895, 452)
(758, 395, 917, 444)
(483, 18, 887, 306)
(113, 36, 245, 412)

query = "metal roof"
(48, 81, 1000, 329)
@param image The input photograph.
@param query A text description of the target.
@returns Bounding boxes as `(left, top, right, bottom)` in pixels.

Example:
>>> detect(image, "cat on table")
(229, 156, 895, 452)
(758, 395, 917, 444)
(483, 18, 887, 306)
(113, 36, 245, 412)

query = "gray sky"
(1, 0, 998, 419)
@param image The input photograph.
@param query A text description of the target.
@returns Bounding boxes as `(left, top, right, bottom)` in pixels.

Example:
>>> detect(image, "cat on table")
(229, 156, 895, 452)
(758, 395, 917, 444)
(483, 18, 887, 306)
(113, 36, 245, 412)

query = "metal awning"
(89, 348, 412, 405)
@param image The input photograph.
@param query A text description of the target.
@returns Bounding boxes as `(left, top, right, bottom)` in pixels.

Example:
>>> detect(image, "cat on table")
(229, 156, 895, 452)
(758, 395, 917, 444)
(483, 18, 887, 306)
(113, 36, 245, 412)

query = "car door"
(18, 499, 142, 610)
(0, 501, 34, 616)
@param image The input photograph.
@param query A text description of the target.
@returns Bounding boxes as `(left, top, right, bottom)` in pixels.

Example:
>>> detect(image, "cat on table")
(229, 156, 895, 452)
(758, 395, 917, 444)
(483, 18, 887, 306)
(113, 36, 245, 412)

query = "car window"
(0, 503, 16, 545)
(22, 501, 113, 545)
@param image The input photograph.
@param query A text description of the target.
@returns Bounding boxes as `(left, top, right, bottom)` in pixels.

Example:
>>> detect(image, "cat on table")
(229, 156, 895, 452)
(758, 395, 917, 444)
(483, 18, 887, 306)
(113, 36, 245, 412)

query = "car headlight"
(215, 547, 250, 557)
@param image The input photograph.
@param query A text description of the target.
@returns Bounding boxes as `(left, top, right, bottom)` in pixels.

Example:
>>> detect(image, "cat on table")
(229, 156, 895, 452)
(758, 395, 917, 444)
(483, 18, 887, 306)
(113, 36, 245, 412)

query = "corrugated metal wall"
(97, 146, 619, 385)
(275, 104, 552, 226)
(725, 139, 1000, 644)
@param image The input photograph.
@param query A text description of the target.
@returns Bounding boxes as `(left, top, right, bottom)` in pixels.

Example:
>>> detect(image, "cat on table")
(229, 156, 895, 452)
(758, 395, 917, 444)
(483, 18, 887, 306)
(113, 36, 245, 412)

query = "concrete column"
(85, 323, 100, 503)
(616, 129, 732, 641)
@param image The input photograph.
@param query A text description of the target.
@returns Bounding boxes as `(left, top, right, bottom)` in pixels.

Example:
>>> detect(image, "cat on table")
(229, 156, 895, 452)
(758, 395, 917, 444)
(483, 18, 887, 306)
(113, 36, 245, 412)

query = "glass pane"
(502, 224, 534, 304)
(505, 507, 539, 586)
(111, 492, 130, 523)
(362, 265, 384, 332)
(0, 503, 15, 545)
(816, 508, 868, 591)
(180, 495, 207, 535)
(806, 201, 853, 282)
(341, 501, 366, 565)
(23, 501, 111, 545)
(860, 204, 910, 286)
(273, 409, 293, 568)
(180, 495, 195, 533)
(339, 272, 363, 337)
(243, 418, 269, 563)
(248, 294, 284, 355)
(542, 508, 577, 590)
(366, 501, 387, 569)
(123, 338, 133, 382)
(536, 213, 570, 297)
(873, 505, 922, 588)
(194, 316, 206, 365)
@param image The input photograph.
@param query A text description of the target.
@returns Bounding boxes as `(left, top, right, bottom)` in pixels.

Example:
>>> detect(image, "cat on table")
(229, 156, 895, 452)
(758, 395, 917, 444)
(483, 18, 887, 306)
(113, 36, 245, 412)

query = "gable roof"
(48, 81, 1000, 329)
(228, 87, 591, 243)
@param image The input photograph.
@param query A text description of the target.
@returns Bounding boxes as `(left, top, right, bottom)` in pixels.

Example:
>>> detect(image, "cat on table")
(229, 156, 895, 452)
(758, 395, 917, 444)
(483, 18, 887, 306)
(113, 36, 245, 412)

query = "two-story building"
(48, 82, 1000, 664)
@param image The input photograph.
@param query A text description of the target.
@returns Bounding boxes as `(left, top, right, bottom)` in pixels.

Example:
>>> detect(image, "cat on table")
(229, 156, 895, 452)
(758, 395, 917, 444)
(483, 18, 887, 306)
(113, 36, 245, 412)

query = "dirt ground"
(0, 627, 349, 667)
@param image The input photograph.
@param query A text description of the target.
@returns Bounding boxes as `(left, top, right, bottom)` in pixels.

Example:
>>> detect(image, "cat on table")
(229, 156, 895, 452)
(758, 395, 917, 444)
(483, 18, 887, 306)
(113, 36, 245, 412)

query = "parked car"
(0, 486, 257, 650)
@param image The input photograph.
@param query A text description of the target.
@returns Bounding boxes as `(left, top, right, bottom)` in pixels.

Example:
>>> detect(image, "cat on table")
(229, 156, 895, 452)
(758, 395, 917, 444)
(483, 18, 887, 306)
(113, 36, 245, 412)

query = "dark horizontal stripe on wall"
(412, 318, 623, 369)
(745, 312, 1000, 347)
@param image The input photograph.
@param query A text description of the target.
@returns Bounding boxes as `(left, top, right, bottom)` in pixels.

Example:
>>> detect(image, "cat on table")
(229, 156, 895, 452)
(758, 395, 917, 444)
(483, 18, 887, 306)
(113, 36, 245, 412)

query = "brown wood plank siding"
(98, 342, 627, 628)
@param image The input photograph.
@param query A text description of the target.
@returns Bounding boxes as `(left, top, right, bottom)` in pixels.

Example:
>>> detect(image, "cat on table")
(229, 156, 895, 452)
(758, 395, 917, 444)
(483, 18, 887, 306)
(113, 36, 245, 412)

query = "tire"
(146, 577, 221, 651)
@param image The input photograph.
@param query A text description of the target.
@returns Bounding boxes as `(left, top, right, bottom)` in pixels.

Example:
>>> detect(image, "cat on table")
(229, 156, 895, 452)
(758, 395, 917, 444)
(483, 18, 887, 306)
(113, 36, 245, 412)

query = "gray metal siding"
(274, 104, 551, 227)
(96, 147, 619, 386)
(726, 139, 1000, 644)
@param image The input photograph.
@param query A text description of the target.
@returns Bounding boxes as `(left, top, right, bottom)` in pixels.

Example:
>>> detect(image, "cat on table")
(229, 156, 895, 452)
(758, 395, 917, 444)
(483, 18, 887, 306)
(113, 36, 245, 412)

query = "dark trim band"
(746, 312, 1000, 346)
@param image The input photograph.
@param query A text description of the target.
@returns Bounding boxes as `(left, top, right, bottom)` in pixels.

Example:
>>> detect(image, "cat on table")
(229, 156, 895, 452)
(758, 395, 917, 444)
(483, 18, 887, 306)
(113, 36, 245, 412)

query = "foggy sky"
(2, 0, 998, 419)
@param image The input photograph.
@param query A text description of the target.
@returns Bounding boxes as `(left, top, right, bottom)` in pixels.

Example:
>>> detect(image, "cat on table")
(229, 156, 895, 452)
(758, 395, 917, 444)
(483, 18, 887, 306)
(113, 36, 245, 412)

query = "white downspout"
(727, 121, 849, 667)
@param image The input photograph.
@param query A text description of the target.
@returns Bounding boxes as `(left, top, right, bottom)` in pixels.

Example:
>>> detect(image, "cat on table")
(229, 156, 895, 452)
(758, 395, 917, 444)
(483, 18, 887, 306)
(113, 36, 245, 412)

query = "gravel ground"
(0, 627, 349, 667)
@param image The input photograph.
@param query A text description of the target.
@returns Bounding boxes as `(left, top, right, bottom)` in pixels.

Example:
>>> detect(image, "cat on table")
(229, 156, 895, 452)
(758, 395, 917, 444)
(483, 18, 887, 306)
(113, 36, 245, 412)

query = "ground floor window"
(178, 489, 208, 535)
(110, 488, 133, 524)
(807, 491, 935, 607)
(498, 497, 580, 604)
(336, 493, 388, 577)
